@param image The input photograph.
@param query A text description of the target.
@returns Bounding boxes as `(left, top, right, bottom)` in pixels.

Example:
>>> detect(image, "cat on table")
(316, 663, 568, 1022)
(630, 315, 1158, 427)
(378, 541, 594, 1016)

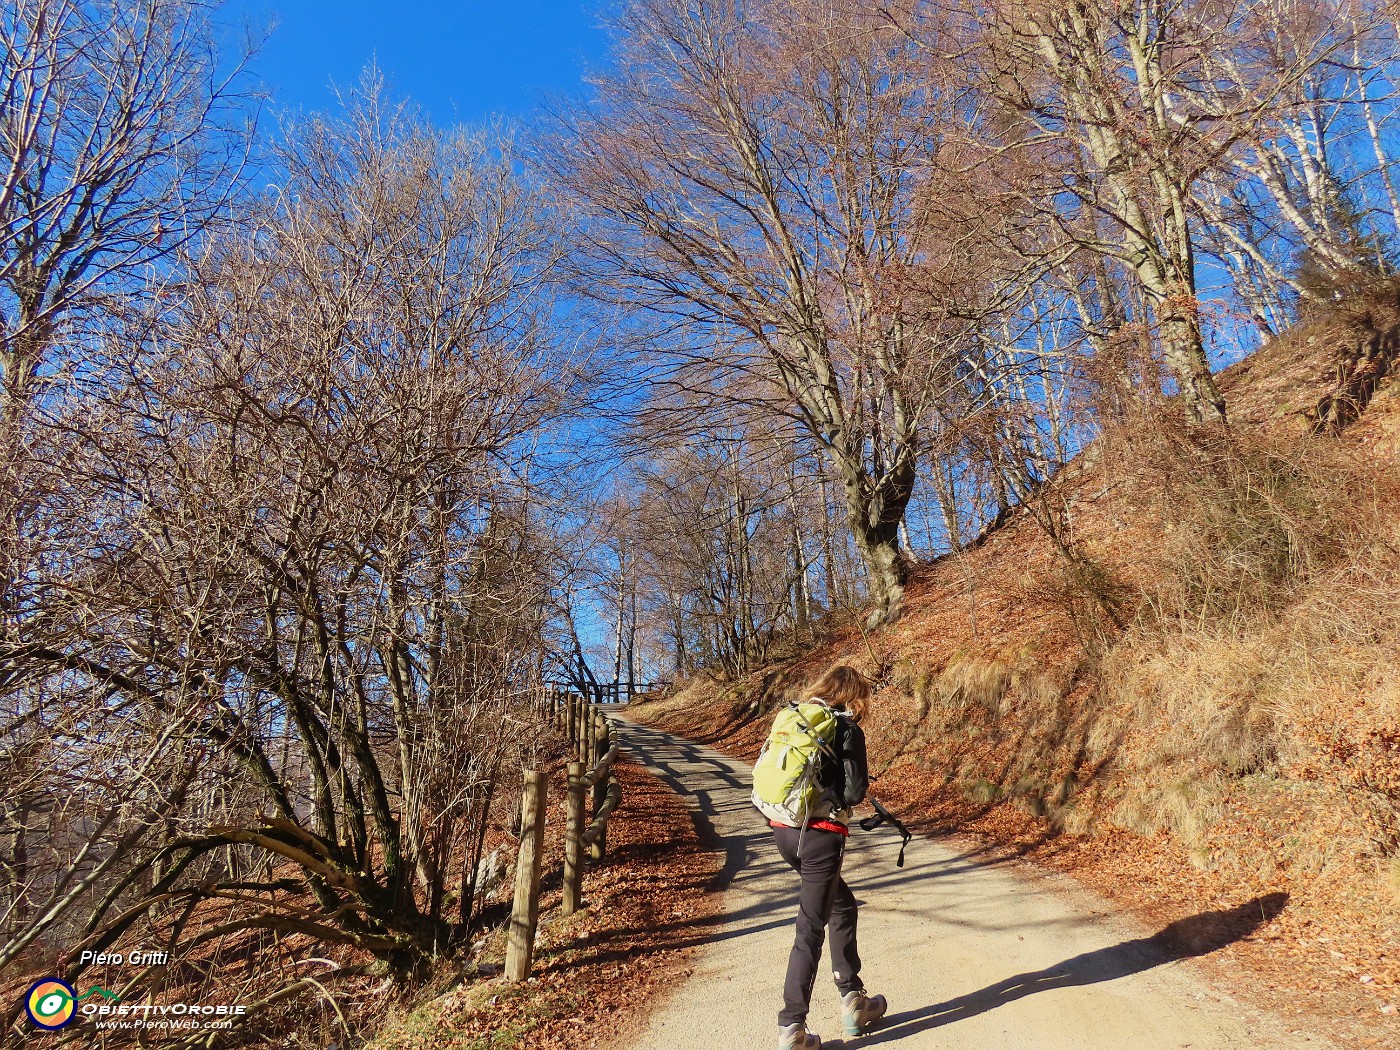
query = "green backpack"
(751, 701, 839, 825)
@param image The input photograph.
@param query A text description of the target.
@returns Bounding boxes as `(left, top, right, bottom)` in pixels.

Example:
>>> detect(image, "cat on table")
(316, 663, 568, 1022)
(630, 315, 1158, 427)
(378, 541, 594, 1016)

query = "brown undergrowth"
(2, 749, 723, 1049)
(629, 299, 1400, 1049)
(366, 757, 722, 1050)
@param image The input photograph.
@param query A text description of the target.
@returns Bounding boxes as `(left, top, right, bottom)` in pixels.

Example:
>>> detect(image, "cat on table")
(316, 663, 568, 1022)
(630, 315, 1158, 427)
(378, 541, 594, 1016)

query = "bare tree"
(2, 76, 580, 1039)
(0, 0, 254, 993)
(1198, 10, 1400, 323)
(589, 416, 860, 676)
(943, 0, 1391, 422)
(0, 0, 251, 431)
(544, 0, 995, 625)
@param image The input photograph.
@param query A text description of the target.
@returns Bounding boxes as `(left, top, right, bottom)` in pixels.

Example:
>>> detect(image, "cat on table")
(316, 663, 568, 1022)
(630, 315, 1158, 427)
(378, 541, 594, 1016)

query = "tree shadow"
(612, 720, 759, 890)
(849, 892, 1289, 1047)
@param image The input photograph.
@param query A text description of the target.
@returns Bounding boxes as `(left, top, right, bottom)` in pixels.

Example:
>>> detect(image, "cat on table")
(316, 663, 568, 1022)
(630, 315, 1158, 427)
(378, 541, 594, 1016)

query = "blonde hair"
(806, 665, 871, 722)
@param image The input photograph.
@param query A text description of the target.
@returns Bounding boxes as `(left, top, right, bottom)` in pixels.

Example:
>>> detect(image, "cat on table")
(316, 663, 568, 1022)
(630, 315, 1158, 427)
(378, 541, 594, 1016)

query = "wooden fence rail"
(544, 680, 671, 705)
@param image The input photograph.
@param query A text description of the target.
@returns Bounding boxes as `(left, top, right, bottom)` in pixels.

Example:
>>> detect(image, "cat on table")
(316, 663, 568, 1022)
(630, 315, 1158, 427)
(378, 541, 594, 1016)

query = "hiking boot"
(778, 1021, 821, 1049)
(841, 990, 887, 1036)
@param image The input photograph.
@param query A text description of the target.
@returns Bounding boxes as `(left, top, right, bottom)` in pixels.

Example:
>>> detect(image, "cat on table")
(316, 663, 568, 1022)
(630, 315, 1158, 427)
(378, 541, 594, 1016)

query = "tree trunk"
(832, 449, 915, 627)
(668, 591, 687, 675)
(1159, 309, 1228, 424)
(851, 523, 907, 627)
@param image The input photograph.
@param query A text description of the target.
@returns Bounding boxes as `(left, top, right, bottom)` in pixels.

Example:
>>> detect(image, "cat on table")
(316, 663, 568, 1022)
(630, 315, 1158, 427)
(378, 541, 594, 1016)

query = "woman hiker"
(756, 664, 888, 1049)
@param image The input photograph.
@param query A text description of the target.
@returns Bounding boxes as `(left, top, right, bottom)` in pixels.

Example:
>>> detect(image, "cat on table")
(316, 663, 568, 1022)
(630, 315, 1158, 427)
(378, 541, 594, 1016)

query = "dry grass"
(630, 300, 1400, 1046)
(1080, 406, 1400, 867)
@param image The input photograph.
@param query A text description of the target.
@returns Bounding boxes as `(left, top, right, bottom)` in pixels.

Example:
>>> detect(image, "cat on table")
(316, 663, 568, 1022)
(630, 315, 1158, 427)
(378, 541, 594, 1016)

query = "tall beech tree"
(545, 0, 986, 624)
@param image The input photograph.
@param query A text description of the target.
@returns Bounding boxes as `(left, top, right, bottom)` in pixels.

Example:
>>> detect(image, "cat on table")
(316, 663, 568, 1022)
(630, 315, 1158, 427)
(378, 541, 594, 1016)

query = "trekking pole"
(858, 797, 912, 868)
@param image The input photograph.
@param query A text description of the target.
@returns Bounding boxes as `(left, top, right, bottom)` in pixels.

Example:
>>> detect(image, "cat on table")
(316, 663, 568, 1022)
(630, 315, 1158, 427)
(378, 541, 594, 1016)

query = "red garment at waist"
(770, 819, 849, 837)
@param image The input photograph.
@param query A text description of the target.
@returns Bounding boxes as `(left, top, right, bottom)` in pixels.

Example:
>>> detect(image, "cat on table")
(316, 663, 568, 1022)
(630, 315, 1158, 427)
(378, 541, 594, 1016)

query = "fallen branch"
(174, 965, 377, 1049)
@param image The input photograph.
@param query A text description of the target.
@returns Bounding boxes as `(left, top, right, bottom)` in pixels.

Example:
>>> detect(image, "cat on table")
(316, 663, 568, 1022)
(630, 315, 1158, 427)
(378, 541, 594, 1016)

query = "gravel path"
(613, 716, 1325, 1050)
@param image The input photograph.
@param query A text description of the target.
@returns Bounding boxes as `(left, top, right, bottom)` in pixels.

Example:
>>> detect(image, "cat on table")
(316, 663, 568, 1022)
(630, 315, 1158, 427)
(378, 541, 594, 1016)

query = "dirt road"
(613, 717, 1326, 1050)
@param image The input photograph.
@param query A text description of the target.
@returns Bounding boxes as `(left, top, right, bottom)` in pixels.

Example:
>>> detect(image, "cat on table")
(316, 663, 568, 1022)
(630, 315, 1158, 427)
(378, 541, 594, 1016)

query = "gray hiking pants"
(772, 824, 864, 1026)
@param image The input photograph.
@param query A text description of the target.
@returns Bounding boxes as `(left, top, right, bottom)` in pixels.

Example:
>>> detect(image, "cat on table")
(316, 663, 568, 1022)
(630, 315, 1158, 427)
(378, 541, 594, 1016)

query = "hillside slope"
(631, 297, 1400, 1048)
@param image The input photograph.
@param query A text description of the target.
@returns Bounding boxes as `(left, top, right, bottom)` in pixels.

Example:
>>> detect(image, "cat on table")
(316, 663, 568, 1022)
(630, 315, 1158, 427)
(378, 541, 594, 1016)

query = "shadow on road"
(609, 716, 1295, 1050)
(846, 892, 1290, 1047)
(612, 719, 763, 892)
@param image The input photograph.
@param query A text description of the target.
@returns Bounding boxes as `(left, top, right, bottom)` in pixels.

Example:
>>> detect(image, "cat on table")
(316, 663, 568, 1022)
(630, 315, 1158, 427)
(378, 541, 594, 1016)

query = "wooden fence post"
(590, 712, 612, 860)
(562, 760, 586, 916)
(565, 692, 576, 753)
(505, 770, 547, 982)
(573, 694, 583, 756)
(595, 710, 609, 768)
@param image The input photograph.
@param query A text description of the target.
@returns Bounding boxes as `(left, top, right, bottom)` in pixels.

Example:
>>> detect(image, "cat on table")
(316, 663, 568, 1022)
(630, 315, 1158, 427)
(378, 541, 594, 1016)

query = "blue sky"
(230, 0, 610, 125)
(221, 1, 629, 678)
